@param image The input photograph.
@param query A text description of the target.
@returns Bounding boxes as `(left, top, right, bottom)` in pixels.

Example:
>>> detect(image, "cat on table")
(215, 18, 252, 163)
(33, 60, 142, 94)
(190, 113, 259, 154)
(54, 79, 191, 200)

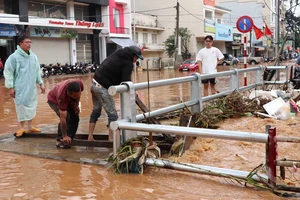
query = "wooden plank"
(178, 113, 196, 156)
(135, 93, 175, 143)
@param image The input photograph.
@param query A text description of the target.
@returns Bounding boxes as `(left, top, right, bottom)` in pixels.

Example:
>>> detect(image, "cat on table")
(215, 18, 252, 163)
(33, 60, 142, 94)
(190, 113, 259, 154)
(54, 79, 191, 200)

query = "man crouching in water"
(47, 80, 84, 148)
(88, 46, 144, 141)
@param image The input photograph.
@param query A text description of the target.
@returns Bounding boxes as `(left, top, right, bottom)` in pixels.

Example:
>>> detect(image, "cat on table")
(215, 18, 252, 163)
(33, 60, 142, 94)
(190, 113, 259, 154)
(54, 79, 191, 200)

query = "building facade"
(101, 0, 134, 60)
(0, 0, 136, 66)
(0, 0, 110, 65)
(132, 0, 287, 64)
(132, 0, 232, 67)
(131, 13, 165, 69)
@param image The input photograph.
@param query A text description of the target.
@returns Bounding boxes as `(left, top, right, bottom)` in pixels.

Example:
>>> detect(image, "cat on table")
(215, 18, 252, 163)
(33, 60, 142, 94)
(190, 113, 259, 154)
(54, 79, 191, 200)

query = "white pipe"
(145, 158, 268, 183)
(110, 122, 268, 143)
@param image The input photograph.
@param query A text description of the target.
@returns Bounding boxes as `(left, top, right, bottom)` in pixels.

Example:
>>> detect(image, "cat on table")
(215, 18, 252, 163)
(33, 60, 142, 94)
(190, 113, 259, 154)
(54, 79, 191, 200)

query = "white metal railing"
(108, 65, 289, 146)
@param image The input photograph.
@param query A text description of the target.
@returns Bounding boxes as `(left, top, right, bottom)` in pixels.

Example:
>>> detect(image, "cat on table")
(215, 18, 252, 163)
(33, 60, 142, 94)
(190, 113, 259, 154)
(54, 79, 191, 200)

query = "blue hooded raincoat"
(4, 45, 43, 122)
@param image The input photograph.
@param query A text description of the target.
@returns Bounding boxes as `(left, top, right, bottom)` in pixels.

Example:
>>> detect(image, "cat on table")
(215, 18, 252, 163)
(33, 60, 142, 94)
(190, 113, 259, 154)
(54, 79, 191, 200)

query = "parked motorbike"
(54, 62, 63, 75)
(62, 62, 72, 74)
(89, 62, 99, 73)
(40, 64, 49, 78)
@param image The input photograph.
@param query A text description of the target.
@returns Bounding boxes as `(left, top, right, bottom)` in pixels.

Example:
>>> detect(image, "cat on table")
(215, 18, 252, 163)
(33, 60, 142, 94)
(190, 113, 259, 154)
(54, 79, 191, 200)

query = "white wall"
(133, 0, 205, 58)
(31, 37, 70, 65)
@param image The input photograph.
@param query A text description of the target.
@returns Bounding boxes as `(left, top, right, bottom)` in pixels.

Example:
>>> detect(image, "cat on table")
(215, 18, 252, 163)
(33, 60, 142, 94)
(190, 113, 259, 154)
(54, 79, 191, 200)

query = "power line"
(179, 4, 203, 21)
(263, 0, 277, 15)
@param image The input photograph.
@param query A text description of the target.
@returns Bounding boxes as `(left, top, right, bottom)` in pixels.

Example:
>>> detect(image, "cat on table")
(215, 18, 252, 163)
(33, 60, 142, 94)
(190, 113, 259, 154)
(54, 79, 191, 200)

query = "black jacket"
(93, 47, 134, 89)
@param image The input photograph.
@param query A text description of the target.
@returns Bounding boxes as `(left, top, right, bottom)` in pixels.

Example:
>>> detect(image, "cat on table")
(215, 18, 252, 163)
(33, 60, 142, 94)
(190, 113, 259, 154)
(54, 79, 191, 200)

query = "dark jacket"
(94, 47, 134, 89)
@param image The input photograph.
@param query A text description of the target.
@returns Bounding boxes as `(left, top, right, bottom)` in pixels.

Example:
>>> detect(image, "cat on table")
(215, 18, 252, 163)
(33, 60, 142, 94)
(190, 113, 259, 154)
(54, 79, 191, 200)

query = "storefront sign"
(215, 23, 233, 41)
(232, 46, 240, 49)
(29, 26, 77, 38)
(0, 24, 16, 36)
(49, 20, 104, 29)
(204, 19, 216, 34)
(233, 33, 242, 43)
(0, 13, 107, 31)
(203, 0, 215, 7)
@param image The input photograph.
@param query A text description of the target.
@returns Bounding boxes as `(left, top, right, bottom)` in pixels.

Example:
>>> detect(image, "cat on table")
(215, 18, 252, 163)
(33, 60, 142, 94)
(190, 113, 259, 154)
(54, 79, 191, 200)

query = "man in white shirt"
(196, 35, 224, 96)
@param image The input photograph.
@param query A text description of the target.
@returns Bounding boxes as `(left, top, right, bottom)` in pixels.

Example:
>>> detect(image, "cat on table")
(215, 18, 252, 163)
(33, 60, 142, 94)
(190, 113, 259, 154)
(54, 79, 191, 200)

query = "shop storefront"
(232, 33, 242, 56)
(0, 15, 106, 65)
(0, 24, 17, 64)
(0, 0, 108, 65)
(28, 25, 77, 65)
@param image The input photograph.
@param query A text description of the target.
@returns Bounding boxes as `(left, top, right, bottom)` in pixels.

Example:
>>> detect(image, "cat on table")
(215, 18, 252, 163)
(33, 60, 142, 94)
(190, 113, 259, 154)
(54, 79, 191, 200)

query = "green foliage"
(285, 1, 300, 33)
(295, 33, 300, 48)
(164, 27, 192, 60)
(164, 34, 176, 58)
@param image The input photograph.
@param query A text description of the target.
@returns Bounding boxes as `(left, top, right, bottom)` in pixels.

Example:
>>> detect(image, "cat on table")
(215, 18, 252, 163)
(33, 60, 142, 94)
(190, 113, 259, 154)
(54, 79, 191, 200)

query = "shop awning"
(110, 37, 136, 48)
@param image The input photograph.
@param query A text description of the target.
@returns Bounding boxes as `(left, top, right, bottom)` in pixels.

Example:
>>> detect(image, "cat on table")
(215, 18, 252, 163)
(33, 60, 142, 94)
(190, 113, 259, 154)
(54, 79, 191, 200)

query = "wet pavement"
(0, 133, 111, 166)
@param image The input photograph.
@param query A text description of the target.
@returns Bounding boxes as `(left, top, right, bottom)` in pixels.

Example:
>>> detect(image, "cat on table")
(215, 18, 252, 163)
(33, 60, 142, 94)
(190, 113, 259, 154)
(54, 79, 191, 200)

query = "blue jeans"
(89, 84, 118, 125)
(48, 101, 79, 141)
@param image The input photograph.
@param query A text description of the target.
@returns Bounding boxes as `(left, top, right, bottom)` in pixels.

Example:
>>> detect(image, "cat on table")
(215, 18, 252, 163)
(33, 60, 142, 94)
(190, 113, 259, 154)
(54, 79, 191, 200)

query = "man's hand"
(40, 85, 46, 94)
(9, 88, 15, 98)
(62, 135, 72, 144)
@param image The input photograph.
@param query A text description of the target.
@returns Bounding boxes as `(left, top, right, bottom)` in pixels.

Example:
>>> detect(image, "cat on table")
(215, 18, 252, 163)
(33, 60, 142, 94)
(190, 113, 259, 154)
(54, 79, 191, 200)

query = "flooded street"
(0, 65, 295, 199)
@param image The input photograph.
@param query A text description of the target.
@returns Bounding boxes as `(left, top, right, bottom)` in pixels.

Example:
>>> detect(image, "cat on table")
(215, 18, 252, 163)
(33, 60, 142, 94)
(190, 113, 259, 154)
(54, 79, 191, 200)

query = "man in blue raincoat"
(4, 35, 45, 137)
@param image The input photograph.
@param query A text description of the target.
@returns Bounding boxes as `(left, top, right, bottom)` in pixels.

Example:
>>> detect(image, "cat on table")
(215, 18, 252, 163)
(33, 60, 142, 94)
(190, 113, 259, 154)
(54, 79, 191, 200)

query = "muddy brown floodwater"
(0, 64, 297, 199)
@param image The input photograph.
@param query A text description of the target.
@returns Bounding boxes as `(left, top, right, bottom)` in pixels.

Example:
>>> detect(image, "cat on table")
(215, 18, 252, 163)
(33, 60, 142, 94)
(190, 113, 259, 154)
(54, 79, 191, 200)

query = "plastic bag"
(274, 102, 291, 120)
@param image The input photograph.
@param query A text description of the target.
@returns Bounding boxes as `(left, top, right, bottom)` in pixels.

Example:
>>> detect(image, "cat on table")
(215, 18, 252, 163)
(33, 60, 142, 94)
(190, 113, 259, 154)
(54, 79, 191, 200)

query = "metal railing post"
(191, 73, 202, 112)
(120, 81, 137, 143)
(256, 66, 264, 89)
(266, 126, 277, 187)
(230, 68, 239, 91)
(113, 130, 120, 157)
(285, 65, 289, 86)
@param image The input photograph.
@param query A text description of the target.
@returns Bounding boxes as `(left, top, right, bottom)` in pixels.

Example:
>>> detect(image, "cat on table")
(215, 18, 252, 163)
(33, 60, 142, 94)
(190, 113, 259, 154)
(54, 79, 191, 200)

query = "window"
(28, 1, 66, 19)
(152, 34, 157, 44)
(113, 8, 120, 28)
(47, 4, 67, 19)
(143, 33, 148, 44)
(205, 9, 213, 20)
(0, 0, 12, 14)
(28, 1, 45, 17)
(75, 5, 89, 21)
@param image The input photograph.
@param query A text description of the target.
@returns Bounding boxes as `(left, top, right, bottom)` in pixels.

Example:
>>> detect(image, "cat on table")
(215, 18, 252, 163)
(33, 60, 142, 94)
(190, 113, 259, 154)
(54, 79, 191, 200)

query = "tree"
(285, 1, 300, 34)
(164, 27, 192, 60)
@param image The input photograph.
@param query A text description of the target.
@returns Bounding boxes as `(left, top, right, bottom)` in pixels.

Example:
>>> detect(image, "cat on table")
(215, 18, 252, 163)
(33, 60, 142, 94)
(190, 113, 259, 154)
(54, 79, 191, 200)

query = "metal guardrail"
(108, 65, 289, 144)
(108, 65, 300, 190)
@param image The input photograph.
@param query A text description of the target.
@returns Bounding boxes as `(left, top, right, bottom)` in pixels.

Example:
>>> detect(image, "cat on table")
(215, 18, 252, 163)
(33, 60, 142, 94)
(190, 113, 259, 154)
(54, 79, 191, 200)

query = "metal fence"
(107, 65, 300, 190)
(108, 65, 288, 146)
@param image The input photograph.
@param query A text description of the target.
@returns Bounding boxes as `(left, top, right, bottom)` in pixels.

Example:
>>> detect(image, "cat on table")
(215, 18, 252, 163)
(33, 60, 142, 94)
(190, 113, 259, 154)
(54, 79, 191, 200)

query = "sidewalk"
(0, 133, 112, 166)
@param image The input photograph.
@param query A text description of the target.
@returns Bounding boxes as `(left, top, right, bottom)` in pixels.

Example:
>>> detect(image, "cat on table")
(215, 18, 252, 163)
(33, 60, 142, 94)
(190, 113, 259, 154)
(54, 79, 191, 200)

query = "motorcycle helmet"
(128, 45, 144, 60)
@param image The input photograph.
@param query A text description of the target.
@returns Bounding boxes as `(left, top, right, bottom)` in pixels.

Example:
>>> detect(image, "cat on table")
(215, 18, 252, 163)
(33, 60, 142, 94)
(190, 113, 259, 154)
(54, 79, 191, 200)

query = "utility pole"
(249, 30, 252, 56)
(175, 1, 179, 48)
(275, 0, 280, 65)
(174, 1, 179, 63)
(133, 0, 136, 43)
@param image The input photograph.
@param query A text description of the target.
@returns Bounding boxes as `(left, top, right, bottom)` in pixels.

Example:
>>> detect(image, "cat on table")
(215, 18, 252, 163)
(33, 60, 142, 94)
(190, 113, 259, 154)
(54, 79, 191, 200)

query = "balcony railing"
(114, 0, 129, 4)
(144, 43, 165, 51)
(115, 27, 129, 34)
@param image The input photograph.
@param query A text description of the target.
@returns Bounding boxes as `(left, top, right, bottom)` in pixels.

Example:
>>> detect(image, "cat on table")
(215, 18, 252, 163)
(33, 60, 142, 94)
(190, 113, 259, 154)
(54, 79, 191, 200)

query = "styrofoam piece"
(263, 97, 286, 116)
(249, 90, 278, 100)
